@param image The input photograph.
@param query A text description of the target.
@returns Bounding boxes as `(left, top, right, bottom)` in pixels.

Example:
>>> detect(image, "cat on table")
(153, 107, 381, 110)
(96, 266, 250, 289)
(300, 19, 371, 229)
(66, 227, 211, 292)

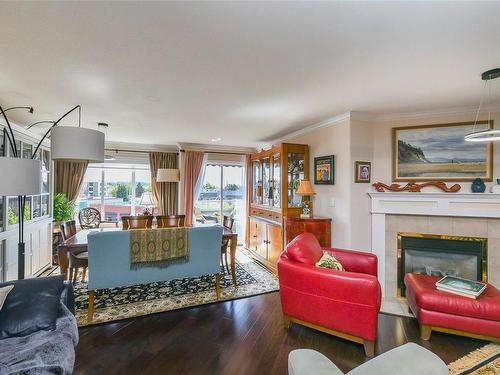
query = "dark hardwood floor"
(75, 291, 485, 375)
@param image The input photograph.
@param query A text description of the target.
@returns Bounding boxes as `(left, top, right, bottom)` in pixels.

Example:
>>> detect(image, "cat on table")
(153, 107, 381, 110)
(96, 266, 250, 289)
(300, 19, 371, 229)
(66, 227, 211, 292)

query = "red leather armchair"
(278, 233, 381, 357)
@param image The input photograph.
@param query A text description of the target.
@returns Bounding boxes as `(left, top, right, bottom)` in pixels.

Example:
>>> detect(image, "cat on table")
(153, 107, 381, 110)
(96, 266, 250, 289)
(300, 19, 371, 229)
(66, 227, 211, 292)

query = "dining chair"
(220, 236, 231, 275)
(156, 215, 186, 228)
(60, 220, 77, 241)
(221, 215, 235, 274)
(123, 216, 153, 229)
(79, 207, 118, 229)
(222, 215, 234, 230)
(68, 249, 88, 285)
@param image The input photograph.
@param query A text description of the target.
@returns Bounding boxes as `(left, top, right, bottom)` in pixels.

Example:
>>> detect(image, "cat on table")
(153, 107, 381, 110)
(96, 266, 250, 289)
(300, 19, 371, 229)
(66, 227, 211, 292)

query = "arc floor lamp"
(0, 104, 105, 279)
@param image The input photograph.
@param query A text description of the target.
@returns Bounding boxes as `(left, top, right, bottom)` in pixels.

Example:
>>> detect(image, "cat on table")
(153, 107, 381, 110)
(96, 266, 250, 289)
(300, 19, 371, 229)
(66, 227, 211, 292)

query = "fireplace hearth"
(398, 233, 487, 297)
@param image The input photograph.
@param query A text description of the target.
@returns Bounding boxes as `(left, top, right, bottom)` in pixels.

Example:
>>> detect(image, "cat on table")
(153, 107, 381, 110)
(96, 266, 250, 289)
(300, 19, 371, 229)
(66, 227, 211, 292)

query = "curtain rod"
(179, 149, 247, 156)
(105, 148, 179, 155)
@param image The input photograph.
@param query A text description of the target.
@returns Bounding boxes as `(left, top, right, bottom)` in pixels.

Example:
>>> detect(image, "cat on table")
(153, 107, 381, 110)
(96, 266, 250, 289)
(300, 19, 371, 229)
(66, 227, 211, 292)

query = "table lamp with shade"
(1, 104, 105, 279)
(296, 179, 316, 218)
(139, 192, 155, 215)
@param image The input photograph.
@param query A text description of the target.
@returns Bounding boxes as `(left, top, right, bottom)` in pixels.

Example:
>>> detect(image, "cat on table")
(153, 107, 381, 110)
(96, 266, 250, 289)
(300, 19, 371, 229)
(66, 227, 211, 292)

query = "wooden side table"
(284, 217, 332, 247)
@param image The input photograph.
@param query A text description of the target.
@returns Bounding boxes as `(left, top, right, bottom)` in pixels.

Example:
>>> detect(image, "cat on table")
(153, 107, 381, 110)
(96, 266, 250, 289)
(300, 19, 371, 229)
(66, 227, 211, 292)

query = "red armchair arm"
(322, 247, 378, 277)
(278, 256, 381, 308)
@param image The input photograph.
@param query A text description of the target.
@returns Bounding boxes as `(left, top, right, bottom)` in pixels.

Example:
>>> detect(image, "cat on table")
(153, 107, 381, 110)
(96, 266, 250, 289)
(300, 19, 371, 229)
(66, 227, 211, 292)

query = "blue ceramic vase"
(471, 178, 486, 193)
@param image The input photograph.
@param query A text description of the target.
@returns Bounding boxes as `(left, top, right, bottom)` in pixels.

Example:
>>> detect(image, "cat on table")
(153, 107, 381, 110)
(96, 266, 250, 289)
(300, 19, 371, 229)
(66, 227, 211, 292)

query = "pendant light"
(464, 68, 500, 142)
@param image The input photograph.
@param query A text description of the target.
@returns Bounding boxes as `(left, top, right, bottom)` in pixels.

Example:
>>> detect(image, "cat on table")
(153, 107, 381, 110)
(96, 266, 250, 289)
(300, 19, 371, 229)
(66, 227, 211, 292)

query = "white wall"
(349, 117, 374, 251)
(287, 118, 352, 248)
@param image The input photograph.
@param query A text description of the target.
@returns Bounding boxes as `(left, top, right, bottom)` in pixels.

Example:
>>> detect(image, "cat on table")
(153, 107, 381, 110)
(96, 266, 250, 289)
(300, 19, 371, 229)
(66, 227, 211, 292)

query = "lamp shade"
(157, 168, 180, 182)
(139, 192, 154, 206)
(0, 157, 41, 196)
(296, 179, 316, 195)
(51, 126, 105, 163)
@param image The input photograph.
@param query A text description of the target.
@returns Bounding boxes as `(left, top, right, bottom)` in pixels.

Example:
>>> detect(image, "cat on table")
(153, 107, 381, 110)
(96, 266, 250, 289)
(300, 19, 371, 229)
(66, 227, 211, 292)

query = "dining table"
(57, 227, 119, 279)
(57, 226, 239, 285)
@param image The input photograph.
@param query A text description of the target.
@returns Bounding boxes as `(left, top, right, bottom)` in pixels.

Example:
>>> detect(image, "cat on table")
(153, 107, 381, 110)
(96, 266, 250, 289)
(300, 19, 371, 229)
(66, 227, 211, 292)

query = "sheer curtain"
(182, 151, 207, 226)
(193, 154, 208, 207)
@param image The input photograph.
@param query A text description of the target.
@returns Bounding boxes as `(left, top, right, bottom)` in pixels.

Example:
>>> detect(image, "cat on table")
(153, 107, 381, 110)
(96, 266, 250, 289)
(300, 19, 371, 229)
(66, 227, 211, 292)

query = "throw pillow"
(0, 275, 64, 339)
(0, 285, 14, 311)
(316, 252, 344, 271)
(286, 233, 323, 265)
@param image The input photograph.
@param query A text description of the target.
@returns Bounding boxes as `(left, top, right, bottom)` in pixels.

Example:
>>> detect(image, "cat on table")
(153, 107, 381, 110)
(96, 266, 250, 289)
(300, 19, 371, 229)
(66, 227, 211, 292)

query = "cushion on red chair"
(285, 233, 323, 265)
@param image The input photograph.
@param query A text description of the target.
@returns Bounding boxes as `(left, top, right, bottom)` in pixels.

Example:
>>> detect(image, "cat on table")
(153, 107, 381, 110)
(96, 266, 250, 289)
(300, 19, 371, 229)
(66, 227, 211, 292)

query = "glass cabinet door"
(262, 157, 271, 206)
(252, 160, 261, 204)
(272, 153, 281, 208)
(287, 152, 305, 208)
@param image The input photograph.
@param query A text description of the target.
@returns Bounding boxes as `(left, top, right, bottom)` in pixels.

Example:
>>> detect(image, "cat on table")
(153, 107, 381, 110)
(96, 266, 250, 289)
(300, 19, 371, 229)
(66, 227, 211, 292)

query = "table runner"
(130, 227, 189, 269)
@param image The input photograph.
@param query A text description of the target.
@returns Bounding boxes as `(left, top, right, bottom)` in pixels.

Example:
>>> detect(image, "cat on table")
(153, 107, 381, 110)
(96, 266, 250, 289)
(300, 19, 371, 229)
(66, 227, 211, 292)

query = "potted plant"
(53, 193, 75, 224)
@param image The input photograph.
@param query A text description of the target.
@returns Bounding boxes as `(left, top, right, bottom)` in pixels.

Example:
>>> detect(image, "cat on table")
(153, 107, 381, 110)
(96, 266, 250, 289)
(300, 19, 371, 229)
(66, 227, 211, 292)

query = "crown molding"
(270, 111, 351, 144)
(367, 103, 500, 123)
(177, 142, 256, 154)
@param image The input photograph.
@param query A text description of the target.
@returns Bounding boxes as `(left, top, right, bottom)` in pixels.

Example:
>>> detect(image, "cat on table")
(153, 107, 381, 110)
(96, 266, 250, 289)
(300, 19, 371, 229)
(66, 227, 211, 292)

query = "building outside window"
(76, 163, 152, 221)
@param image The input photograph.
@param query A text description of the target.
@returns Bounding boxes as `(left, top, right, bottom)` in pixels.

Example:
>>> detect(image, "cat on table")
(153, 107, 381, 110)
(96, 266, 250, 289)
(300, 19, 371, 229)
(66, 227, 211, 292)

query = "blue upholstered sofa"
(86, 225, 223, 321)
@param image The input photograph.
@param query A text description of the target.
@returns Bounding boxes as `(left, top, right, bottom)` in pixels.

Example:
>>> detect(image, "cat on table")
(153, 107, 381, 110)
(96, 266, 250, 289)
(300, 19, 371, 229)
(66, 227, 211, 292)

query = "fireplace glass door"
(398, 233, 487, 296)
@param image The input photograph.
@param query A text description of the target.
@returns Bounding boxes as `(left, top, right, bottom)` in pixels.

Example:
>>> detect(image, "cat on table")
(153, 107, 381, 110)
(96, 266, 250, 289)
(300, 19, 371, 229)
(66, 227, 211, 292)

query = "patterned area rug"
(448, 344, 500, 374)
(74, 260, 279, 326)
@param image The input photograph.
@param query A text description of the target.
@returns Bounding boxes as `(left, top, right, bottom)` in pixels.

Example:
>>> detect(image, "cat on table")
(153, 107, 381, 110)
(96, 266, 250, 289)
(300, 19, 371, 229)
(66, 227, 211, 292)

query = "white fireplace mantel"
(369, 192, 500, 219)
(369, 192, 500, 296)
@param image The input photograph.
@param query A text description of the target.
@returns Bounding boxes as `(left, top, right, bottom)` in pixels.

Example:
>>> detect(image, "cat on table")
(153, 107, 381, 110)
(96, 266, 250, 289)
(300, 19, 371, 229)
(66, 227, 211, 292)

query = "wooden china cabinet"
(247, 143, 309, 273)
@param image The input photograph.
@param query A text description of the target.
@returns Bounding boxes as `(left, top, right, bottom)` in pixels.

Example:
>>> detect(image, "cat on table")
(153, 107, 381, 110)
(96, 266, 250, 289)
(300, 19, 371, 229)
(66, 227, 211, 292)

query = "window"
(195, 162, 246, 243)
(3, 138, 50, 230)
(0, 240, 4, 282)
(76, 163, 152, 221)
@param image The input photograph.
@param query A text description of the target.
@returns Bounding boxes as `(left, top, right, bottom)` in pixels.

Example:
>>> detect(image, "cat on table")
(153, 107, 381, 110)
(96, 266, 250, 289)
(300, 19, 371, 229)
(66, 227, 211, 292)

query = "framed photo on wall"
(314, 155, 334, 185)
(355, 161, 371, 183)
(392, 121, 493, 182)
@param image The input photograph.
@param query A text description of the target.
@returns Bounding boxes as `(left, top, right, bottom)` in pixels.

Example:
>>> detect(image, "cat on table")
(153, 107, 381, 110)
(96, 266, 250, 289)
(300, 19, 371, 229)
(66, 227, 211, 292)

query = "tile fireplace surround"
(369, 192, 500, 311)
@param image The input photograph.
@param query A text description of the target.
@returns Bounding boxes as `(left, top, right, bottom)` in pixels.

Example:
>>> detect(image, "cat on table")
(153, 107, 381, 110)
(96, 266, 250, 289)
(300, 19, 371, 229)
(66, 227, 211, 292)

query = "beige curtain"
(182, 151, 205, 226)
(54, 160, 89, 202)
(244, 155, 252, 248)
(149, 152, 178, 215)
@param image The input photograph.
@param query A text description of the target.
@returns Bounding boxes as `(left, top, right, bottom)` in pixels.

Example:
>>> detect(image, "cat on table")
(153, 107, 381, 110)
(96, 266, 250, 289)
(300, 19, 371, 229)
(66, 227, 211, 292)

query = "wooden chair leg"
(363, 340, 375, 357)
(72, 267, 78, 285)
(215, 273, 221, 299)
(68, 267, 74, 283)
(220, 253, 224, 272)
(421, 325, 432, 340)
(283, 315, 291, 329)
(87, 290, 95, 322)
(224, 251, 230, 275)
(81, 267, 87, 282)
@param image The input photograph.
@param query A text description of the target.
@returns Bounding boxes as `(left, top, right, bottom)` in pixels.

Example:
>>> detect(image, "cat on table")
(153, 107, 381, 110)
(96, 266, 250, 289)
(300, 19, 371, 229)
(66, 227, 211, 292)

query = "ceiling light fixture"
(464, 68, 500, 142)
(211, 137, 222, 142)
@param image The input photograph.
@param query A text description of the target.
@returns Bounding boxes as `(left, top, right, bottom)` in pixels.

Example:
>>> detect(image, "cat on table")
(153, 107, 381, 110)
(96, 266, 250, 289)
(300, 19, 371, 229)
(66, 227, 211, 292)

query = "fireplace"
(397, 233, 487, 297)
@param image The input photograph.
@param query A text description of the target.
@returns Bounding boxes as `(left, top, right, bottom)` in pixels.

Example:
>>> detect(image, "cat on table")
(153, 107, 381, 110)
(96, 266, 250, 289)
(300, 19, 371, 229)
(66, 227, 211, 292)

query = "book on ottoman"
(435, 275, 487, 299)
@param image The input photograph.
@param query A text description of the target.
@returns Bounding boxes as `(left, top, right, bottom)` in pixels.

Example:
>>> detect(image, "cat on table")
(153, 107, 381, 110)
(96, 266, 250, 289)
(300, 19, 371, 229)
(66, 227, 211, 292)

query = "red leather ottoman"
(405, 273, 500, 342)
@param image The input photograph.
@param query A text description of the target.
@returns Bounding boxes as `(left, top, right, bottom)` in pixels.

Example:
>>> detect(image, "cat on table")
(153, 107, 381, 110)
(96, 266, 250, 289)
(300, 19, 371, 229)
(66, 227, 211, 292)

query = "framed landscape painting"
(392, 121, 493, 182)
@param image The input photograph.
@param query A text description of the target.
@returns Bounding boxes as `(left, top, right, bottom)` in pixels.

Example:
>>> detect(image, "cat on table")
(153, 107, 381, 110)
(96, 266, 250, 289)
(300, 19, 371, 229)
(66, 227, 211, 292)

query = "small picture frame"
(314, 155, 334, 185)
(355, 161, 371, 183)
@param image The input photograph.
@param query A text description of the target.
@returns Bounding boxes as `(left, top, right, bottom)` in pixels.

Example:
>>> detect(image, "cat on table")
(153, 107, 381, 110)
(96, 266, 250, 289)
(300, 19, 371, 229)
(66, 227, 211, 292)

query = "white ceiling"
(1, 1, 500, 148)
